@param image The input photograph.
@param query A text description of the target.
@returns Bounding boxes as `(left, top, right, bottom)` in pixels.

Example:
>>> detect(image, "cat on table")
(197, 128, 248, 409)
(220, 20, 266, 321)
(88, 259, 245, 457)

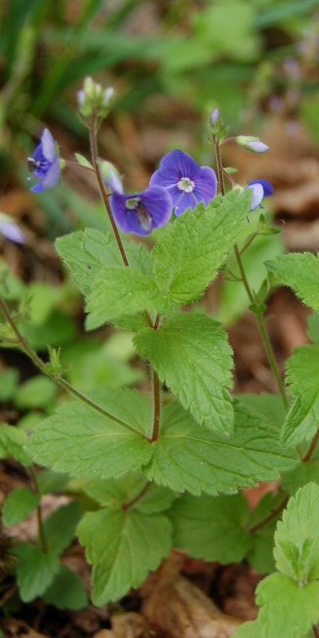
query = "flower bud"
(99, 160, 123, 194)
(211, 108, 220, 126)
(236, 135, 269, 153)
(77, 77, 115, 119)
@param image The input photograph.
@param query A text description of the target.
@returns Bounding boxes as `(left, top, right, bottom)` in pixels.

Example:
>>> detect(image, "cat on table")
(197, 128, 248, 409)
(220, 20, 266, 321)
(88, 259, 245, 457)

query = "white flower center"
(125, 197, 140, 210)
(177, 177, 195, 193)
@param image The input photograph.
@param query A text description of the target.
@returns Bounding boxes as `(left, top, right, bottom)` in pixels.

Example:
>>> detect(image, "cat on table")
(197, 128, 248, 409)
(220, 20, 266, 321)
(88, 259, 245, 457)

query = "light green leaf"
(3, 487, 40, 526)
(86, 267, 173, 330)
(43, 564, 88, 610)
(77, 507, 172, 605)
(27, 389, 152, 480)
(281, 345, 319, 446)
(267, 253, 319, 312)
(0, 424, 32, 466)
(274, 483, 319, 581)
(257, 573, 319, 638)
(144, 401, 297, 496)
(308, 312, 319, 344)
(152, 190, 251, 305)
(74, 152, 93, 169)
(15, 543, 59, 602)
(37, 470, 69, 494)
(237, 392, 285, 430)
(43, 502, 81, 555)
(14, 375, 57, 409)
(0, 368, 19, 401)
(84, 474, 175, 514)
(171, 492, 252, 562)
(135, 312, 233, 435)
(233, 621, 262, 637)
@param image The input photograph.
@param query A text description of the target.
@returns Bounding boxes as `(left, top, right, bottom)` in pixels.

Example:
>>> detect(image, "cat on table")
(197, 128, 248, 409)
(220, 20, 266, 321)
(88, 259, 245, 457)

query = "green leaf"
(274, 483, 319, 582)
(135, 312, 234, 435)
(27, 389, 152, 480)
(0, 424, 32, 466)
(144, 401, 297, 496)
(77, 507, 172, 605)
(281, 345, 319, 447)
(3, 487, 40, 526)
(84, 473, 175, 514)
(74, 152, 93, 169)
(14, 376, 57, 410)
(171, 492, 252, 562)
(152, 190, 251, 305)
(0, 368, 19, 401)
(237, 392, 285, 430)
(283, 461, 319, 494)
(256, 573, 319, 638)
(246, 492, 284, 574)
(43, 564, 88, 610)
(266, 253, 319, 312)
(233, 621, 262, 638)
(37, 470, 69, 495)
(43, 502, 81, 555)
(86, 267, 173, 331)
(308, 312, 319, 344)
(15, 543, 59, 602)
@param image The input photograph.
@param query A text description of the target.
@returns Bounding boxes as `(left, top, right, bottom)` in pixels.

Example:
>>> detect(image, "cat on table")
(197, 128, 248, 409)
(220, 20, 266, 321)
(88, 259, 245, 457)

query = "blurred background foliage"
(1, 0, 319, 397)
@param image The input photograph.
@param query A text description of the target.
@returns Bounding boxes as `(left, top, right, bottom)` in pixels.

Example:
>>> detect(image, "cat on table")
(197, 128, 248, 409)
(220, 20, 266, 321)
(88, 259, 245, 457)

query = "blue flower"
(150, 149, 217, 216)
(0, 213, 24, 244)
(247, 179, 274, 211)
(111, 186, 172, 236)
(28, 128, 60, 192)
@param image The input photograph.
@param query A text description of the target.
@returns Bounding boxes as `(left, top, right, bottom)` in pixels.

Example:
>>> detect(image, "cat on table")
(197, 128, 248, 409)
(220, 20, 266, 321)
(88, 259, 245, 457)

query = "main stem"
(214, 140, 288, 410)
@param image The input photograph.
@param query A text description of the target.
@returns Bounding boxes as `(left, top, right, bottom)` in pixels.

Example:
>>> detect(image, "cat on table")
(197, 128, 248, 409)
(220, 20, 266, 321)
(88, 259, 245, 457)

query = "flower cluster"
(26, 101, 274, 236)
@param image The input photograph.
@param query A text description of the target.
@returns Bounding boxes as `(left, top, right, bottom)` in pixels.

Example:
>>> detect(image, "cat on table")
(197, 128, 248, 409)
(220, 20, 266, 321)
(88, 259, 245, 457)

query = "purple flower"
(28, 128, 60, 192)
(247, 179, 274, 211)
(111, 186, 172, 236)
(150, 149, 217, 216)
(0, 214, 24, 244)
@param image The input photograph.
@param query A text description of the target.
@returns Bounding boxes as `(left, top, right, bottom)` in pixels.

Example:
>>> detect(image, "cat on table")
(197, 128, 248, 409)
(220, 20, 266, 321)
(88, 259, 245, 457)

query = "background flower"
(28, 128, 60, 192)
(247, 179, 274, 210)
(150, 149, 217, 215)
(111, 186, 172, 236)
(0, 213, 24, 243)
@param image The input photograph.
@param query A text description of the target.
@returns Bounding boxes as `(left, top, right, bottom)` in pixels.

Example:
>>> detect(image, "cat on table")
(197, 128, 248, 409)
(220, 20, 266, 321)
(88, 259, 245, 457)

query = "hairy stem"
(28, 467, 47, 553)
(122, 482, 151, 511)
(214, 140, 288, 410)
(0, 298, 143, 436)
(89, 114, 129, 266)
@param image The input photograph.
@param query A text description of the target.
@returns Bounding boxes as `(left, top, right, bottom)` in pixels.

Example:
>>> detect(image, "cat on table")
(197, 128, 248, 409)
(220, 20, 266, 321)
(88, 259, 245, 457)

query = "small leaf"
(171, 492, 252, 563)
(0, 424, 32, 466)
(77, 507, 172, 605)
(0, 369, 19, 401)
(281, 345, 319, 447)
(27, 389, 152, 480)
(43, 502, 81, 555)
(3, 487, 40, 526)
(152, 189, 250, 304)
(266, 252, 319, 312)
(135, 312, 234, 435)
(15, 543, 59, 602)
(74, 152, 93, 169)
(144, 401, 297, 496)
(257, 573, 319, 638)
(43, 563, 88, 610)
(14, 376, 57, 409)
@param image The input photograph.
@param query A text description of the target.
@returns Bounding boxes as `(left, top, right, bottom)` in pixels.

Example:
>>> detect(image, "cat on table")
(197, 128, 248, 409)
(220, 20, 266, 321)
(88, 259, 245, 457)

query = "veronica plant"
(1, 78, 319, 635)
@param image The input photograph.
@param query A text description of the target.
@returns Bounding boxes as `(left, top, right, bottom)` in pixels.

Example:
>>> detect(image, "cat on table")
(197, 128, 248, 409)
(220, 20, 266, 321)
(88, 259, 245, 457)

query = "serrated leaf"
(43, 564, 88, 610)
(266, 252, 319, 311)
(44, 502, 81, 555)
(84, 473, 175, 514)
(0, 424, 32, 466)
(282, 461, 319, 493)
(86, 267, 173, 330)
(152, 189, 251, 304)
(308, 312, 319, 344)
(281, 345, 319, 447)
(257, 573, 319, 638)
(135, 312, 234, 435)
(3, 487, 40, 526)
(15, 543, 59, 602)
(27, 389, 152, 480)
(77, 507, 172, 605)
(171, 492, 252, 563)
(144, 401, 297, 496)
(274, 483, 319, 581)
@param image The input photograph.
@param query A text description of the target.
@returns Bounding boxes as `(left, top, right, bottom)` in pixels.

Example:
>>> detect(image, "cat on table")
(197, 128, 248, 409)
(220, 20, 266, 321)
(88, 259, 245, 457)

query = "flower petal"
(150, 149, 201, 189)
(193, 166, 217, 205)
(41, 128, 57, 162)
(247, 183, 264, 210)
(0, 221, 25, 244)
(248, 179, 273, 197)
(174, 191, 197, 216)
(42, 157, 61, 190)
(141, 186, 172, 229)
(111, 187, 172, 236)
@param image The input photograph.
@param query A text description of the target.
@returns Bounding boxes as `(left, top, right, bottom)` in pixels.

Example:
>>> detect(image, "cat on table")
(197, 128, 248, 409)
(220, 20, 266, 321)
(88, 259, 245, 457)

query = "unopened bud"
(236, 135, 269, 153)
(77, 77, 115, 119)
(99, 160, 123, 194)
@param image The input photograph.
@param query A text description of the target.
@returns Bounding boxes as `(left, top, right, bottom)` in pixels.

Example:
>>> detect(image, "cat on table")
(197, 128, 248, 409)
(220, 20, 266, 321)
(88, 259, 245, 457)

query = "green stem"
(0, 297, 143, 437)
(248, 495, 288, 534)
(28, 468, 47, 553)
(122, 482, 150, 511)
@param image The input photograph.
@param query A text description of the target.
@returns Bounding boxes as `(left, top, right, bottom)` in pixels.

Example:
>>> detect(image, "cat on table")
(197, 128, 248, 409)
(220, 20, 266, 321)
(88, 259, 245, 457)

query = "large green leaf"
(27, 389, 152, 480)
(43, 564, 88, 610)
(144, 401, 297, 495)
(77, 507, 171, 605)
(135, 312, 233, 435)
(84, 473, 175, 514)
(152, 190, 251, 305)
(267, 253, 319, 312)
